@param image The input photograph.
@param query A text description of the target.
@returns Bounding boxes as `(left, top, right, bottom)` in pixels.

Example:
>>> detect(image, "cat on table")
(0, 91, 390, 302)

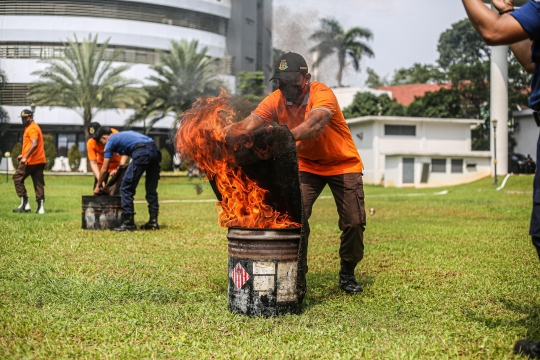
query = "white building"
(513, 109, 539, 161)
(0, 0, 273, 170)
(348, 116, 492, 188)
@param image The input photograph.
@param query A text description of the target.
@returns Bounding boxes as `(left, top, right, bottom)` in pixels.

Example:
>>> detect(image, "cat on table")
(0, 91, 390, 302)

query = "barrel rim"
(228, 226, 302, 232)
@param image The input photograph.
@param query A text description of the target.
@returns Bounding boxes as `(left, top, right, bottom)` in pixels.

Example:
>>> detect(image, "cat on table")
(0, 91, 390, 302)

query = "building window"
(384, 125, 416, 136)
(431, 159, 446, 173)
(451, 159, 464, 173)
(0, 83, 30, 106)
(0, 0, 228, 36)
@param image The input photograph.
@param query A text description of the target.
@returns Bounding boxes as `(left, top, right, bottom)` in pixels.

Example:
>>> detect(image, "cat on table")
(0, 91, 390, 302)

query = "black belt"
(134, 142, 154, 149)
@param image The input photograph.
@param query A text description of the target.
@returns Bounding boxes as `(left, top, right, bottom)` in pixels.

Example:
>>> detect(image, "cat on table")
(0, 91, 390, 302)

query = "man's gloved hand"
(492, 0, 514, 13)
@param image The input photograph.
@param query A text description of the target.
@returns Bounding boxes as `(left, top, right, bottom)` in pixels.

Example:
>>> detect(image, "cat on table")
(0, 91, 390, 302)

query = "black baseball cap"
(270, 52, 309, 82)
(19, 109, 33, 118)
(88, 122, 101, 139)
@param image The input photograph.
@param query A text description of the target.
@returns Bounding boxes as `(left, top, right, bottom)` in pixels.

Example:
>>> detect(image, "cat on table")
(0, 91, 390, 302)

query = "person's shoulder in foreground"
(512, 1, 540, 40)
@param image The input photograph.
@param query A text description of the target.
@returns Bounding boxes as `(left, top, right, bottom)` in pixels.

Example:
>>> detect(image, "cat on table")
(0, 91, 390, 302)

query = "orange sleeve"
(86, 139, 98, 161)
(252, 92, 278, 124)
(310, 85, 337, 116)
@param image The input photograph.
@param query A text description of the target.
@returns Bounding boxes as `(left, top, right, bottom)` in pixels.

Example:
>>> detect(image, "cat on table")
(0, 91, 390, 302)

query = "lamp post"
(4, 151, 10, 183)
(493, 118, 498, 186)
(31, 101, 36, 114)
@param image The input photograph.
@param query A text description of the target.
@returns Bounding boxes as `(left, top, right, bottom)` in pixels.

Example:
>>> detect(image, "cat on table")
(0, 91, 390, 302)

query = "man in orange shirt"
(13, 109, 47, 214)
(226, 52, 366, 294)
(86, 122, 121, 187)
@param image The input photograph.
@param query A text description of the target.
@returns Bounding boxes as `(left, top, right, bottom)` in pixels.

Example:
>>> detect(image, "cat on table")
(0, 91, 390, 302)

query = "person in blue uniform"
(94, 128, 162, 231)
(462, 0, 540, 357)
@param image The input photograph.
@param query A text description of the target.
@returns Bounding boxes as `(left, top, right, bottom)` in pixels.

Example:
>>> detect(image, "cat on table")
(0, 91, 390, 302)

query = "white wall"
(514, 110, 539, 161)
(384, 155, 491, 188)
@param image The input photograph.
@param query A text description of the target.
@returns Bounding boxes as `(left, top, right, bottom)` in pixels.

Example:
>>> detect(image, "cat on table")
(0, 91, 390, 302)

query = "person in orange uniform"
(86, 122, 121, 187)
(12, 109, 47, 214)
(226, 52, 366, 294)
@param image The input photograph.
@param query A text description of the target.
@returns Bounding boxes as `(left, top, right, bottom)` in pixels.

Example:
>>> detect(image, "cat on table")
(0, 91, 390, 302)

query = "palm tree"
(126, 39, 223, 133)
(309, 18, 375, 87)
(28, 35, 145, 140)
(0, 68, 9, 137)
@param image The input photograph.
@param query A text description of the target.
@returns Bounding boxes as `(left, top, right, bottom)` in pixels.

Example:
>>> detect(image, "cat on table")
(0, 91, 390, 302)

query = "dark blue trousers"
(531, 132, 540, 258)
(120, 144, 161, 215)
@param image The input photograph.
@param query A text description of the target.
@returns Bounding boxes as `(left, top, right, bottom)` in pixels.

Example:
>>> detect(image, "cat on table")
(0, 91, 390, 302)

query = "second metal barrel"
(81, 195, 123, 230)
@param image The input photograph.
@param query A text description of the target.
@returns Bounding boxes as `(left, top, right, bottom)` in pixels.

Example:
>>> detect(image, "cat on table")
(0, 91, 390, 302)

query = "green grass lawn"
(0, 174, 539, 358)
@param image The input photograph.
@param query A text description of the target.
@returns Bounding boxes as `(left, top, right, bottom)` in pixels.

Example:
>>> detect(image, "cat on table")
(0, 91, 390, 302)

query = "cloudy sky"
(273, 0, 469, 87)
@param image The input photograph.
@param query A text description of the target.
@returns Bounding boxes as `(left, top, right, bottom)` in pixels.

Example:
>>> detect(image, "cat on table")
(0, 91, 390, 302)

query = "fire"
(176, 91, 300, 229)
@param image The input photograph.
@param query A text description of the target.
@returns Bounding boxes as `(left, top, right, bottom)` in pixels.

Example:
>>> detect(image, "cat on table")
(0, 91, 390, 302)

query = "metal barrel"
(81, 196, 123, 230)
(227, 227, 302, 317)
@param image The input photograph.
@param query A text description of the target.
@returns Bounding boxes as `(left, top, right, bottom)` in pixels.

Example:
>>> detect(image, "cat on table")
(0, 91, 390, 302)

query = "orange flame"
(176, 91, 300, 229)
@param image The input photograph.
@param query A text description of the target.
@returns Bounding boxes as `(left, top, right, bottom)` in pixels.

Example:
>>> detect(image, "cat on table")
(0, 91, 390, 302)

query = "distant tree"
(342, 92, 405, 119)
(365, 68, 387, 88)
(238, 71, 266, 102)
(309, 18, 374, 87)
(28, 34, 145, 140)
(407, 89, 464, 118)
(11, 142, 21, 168)
(67, 143, 81, 171)
(0, 68, 9, 136)
(126, 40, 223, 133)
(391, 63, 444, 85)
(43, 135, 57, 171)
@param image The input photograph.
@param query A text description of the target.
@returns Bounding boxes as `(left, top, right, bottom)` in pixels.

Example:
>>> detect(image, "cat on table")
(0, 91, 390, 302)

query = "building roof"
(377, 83, 450, 106)
(347, 115, 484, 126)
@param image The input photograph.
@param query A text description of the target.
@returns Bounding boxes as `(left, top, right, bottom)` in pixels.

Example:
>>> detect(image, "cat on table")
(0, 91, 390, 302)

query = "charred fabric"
(175, 92, 310, 307)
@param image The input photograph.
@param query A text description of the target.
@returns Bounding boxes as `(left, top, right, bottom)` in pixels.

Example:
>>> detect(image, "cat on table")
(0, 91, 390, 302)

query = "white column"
(490, 4, 509, 175)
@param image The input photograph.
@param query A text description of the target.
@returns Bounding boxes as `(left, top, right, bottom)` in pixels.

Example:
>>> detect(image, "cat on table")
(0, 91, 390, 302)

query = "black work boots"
(339, 259, 363, 295)
(13, 196, 30, 213)
(114, 213, 136, 232)
(141, 212, 160, 230)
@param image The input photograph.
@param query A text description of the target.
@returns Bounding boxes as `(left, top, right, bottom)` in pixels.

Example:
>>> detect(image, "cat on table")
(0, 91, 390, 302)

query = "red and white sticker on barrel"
(230, 263, 251, 290)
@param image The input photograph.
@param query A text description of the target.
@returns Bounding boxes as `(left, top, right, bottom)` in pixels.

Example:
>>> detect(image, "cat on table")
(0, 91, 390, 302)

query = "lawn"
(0, 174, 539, 359)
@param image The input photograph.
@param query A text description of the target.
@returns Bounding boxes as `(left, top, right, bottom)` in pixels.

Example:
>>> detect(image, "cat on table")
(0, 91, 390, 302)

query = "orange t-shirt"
(23, 122, 46, 165)
(252, 82, 363, 176)
(86, 128, 121, 171)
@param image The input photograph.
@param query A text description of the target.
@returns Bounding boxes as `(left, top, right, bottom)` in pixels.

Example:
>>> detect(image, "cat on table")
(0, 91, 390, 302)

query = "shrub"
(43, 135, 56, 171)
(160, 148, 172, 171)
(68, 143, 81, 171)
(11, 142, 21, 168)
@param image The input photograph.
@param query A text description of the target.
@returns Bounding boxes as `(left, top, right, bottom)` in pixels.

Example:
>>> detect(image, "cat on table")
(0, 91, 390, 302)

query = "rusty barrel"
(227, 227, 302, 317)
(82, 196, 123, 230)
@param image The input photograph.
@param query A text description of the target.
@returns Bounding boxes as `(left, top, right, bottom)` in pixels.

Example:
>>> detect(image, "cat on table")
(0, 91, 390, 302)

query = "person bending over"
(94, 128, 161, 232)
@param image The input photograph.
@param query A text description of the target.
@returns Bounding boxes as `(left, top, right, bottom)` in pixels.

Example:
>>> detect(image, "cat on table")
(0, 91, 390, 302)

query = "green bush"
(160, 148, 172, 171)
(11, 142, 21, 168)
(68, 143, 81, 171)
(43, 134, 57, 171)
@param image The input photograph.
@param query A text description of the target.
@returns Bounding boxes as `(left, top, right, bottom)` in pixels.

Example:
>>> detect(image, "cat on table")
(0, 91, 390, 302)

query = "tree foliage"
(342, 92, 405, 119)
(365, 68, 387, 88)
(11, 142, 21, 168)
(28, 34, 145, 140)
(391, 63, 444, 85)
(126, 40, 223, 133)
(310, 18, 374, 87)
(67, 143, 81, 171)
(160, 148, 172, 171)
(43, 135, 57, 171)
(237, 71, 266, 102)
(407, 89, 464, 118)
(0, 69, 9, 136)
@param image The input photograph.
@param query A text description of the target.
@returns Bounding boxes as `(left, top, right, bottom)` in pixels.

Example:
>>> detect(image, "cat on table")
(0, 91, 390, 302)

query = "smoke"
(272, 6, 340, 87)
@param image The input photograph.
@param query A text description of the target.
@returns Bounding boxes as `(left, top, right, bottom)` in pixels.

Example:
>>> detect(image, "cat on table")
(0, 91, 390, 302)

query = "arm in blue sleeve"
(512, 2, 540, 41)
